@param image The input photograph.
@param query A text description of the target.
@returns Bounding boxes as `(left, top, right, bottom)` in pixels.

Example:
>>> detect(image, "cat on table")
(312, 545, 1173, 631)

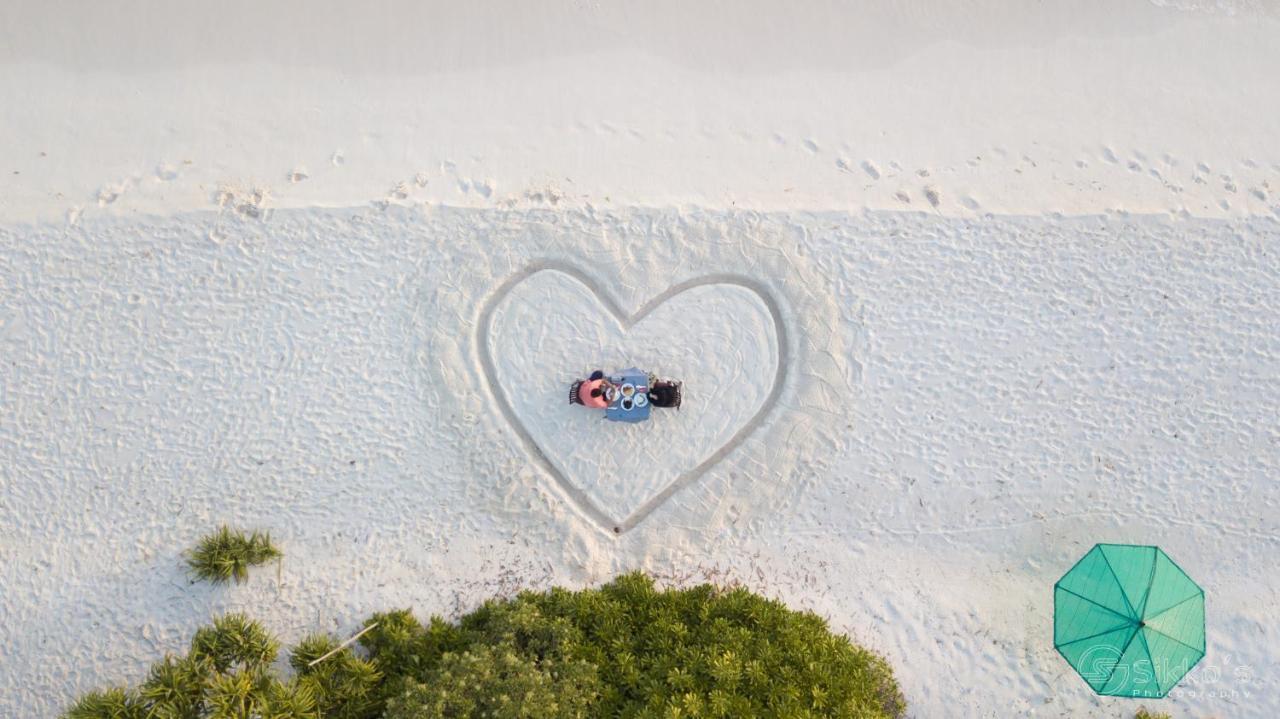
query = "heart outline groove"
(476, 260, 789, 534)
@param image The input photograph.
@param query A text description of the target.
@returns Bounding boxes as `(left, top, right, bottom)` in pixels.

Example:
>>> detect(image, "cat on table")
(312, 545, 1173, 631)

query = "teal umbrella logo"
(1054, 543, 1205, 698)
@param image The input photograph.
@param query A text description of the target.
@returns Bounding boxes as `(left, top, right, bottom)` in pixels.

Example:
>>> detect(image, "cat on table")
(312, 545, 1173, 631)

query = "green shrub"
(63, 615, 300, 719)
(386, 642, 598, 719)
(360, 611, 468, 677)
(292, 634, 385, 719)
(190, 613, 280, 673)
(62, 688, 147, 719)
(204, 667, 317, 719)
(138, 654, 210, 717)
(370, 572, 905, 719)
(187, 525, 282, 584)
(1135, 709, 1173, 719)
(64, 573, 905, 719)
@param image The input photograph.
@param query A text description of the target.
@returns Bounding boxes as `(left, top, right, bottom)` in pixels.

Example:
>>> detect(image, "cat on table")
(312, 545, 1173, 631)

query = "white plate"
(634, 393, 648, 407)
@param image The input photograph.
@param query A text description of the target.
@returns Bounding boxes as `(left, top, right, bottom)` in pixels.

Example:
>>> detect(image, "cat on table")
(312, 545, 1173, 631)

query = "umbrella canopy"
(1054, 543, 1205, 698)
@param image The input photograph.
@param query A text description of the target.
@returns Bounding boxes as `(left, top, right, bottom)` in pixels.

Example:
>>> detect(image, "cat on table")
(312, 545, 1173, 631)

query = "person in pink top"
(575, 369, 612, 409)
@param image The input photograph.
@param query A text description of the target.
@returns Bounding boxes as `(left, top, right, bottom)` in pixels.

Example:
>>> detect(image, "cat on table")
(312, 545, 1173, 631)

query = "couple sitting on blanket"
(574, 370, 681, 410)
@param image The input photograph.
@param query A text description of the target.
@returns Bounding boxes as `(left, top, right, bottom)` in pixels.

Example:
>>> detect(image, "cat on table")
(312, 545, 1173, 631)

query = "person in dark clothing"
(647, 380, 681, 409)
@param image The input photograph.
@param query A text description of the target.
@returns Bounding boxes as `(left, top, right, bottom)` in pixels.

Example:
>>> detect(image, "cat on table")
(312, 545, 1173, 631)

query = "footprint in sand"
(861, 161, 881, 180)
(97, 184, 123, 206)
(802, 138, 820, 154)
(923, 186, 941, 208)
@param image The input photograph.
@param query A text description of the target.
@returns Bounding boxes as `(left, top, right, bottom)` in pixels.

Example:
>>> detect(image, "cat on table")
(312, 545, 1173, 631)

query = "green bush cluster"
(368, 572, 905, 718)
(65, 573, 904, 719)
(290, 635, 385, 719)
(1134, 709, 1173, 719)
(386, 642, 598, 718)
(186, 526, 282, 585)
(63, 613, 382, 719)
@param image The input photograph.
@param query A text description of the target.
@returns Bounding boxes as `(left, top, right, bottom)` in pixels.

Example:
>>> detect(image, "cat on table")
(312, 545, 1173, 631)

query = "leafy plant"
(187, 525, 281, 584)
(62, 688, 147, 719)
(291, 634, 385, 719)
(369, 572, 906, 719)
(138, 654, 210, 718)
(1135, 709, 1173, 719)
(386, 642, 598, 719)
(259, 678, 320, 719)
(64, 614, 324, 719)
(65, 573, 905, 719)
(204, 667, 274, 716)
(190, 613, 280, 673)
(205, 667, 317, 719)
(359, 610, 466, 683)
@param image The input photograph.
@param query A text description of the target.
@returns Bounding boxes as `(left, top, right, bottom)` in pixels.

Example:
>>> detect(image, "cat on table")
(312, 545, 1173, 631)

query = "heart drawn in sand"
(477, 261, 787, 534)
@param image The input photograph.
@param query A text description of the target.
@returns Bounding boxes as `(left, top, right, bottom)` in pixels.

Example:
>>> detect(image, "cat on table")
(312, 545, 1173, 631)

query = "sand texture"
(3, 1, 1280, 716)
(2, 206, 1278, 716)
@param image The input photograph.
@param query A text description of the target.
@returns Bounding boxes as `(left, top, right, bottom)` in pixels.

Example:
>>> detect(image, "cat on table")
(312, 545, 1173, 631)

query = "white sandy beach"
(2, 1, 1279, 717)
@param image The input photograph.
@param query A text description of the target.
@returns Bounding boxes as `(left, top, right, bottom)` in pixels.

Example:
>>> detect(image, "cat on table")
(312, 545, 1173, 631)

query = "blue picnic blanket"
(604, 367, 652, 423)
